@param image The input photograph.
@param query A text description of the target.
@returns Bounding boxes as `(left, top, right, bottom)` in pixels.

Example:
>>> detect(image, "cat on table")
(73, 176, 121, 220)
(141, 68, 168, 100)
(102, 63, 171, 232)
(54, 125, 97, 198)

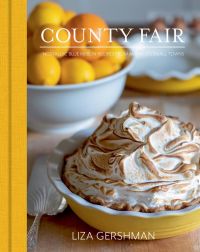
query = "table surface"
(28, 89, 200, 252)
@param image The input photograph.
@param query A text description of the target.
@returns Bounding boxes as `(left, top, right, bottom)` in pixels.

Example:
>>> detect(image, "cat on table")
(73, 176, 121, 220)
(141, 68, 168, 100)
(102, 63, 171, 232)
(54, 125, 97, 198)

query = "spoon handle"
(27, 213, 43, 251)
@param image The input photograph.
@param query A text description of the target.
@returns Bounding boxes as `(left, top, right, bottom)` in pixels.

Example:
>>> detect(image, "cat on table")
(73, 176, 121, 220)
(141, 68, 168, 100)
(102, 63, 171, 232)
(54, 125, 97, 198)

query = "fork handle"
(27, 213, 43, 251)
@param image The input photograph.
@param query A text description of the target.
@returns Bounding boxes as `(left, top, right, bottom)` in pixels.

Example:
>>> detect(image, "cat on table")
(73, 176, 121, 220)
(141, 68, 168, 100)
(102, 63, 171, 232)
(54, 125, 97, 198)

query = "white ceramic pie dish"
(126, 34, 200, 81)
(48, 129, 200, 239)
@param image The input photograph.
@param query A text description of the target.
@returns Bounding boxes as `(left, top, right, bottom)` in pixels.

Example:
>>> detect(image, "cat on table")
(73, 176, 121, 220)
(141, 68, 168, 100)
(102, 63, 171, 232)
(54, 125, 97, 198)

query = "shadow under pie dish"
(48, 103, 200, 239)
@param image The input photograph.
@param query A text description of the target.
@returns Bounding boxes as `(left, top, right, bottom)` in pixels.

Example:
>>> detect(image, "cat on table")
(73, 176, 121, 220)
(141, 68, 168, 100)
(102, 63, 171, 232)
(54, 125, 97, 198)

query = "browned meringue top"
(63, 103, 200, 212)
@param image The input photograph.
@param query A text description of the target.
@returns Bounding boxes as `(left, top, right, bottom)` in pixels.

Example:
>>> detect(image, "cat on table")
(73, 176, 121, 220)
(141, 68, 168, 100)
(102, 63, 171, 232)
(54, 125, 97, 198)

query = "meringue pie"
(62, 103, 200, 212)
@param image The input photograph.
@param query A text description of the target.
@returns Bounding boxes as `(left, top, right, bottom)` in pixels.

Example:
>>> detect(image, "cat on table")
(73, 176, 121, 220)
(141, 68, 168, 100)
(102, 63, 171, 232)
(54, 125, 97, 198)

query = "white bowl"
(28, 53, 133, 134)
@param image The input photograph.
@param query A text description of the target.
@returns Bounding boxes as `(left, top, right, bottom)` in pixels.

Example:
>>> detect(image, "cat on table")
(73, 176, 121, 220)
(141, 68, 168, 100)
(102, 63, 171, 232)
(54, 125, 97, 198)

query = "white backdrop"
(28, 0, 200, 24)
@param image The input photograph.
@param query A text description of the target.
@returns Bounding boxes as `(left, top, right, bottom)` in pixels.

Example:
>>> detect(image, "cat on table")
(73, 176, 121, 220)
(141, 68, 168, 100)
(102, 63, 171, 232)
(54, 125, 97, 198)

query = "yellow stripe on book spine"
(10, 0, 27, 251)
(0, 0, 26, 251)
(0, 0, 9, 251)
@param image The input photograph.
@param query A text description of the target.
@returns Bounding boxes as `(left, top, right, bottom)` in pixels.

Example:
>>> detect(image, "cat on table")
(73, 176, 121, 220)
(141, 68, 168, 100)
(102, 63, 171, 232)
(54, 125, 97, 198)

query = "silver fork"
(27, 155, 67, 251)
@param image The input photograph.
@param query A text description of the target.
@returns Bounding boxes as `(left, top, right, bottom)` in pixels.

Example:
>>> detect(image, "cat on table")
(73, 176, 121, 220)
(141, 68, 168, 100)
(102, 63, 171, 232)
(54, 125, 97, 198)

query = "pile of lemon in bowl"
(27, 1, 127, 86)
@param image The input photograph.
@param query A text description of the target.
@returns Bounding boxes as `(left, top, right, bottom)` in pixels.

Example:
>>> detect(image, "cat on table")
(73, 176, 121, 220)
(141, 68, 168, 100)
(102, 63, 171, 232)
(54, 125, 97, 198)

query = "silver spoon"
(27, 155, 67, 251)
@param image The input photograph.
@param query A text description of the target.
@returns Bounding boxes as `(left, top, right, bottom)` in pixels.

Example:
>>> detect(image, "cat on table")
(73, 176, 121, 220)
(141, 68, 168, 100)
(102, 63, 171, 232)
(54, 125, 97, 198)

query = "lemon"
(28, 53, 61, 85)
(62, 10, 76, 26)
(33, 25, 70, 58)
(27, 36, 35, 57)
(112, 63, 121, 72)
(27, 22, 32, 37)
(28, 2, 64, 32)
(91, 59, 115, 79)
(36, 1, 63, 8)
(105, 41, 126, 65)
(60, 58, 95, 84)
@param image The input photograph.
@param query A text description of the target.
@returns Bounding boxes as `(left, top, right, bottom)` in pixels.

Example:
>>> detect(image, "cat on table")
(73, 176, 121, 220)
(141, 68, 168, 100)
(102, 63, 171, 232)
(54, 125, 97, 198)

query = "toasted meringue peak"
(63, 103, 200, 212)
